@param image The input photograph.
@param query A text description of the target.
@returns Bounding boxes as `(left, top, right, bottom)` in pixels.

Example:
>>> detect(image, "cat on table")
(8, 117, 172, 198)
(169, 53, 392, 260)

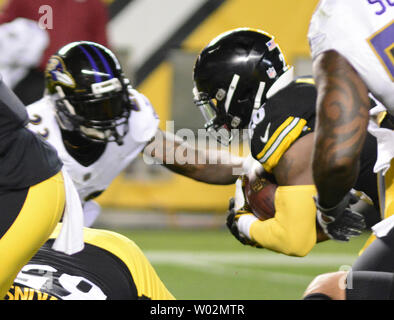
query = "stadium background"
(2, 0, 368, 300)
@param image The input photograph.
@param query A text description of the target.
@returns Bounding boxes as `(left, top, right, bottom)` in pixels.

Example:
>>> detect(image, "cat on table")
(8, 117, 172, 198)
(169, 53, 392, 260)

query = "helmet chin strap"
(266, 66, 294, 99)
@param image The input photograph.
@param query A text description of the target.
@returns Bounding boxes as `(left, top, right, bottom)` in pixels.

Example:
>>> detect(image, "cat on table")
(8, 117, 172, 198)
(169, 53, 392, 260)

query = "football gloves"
(315, 192, 366, 242)
(226, 197, 261, 248)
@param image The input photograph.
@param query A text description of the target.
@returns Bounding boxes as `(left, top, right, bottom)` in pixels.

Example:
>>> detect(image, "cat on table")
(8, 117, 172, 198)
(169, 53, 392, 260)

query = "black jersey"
(249, 77, 379, 222)
(7, 239, 139, 300)
(6, 226, 175, 300)
(250, 77, 316, 173)
(0, 80, 62, 191)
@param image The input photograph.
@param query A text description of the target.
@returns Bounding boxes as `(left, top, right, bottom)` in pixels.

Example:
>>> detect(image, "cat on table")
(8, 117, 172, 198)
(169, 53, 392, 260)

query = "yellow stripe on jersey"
(295, 77, 315, 85)
(256, 117, 307, 173)
(49, 225, 175, 300)
(377, 111, 387, 126)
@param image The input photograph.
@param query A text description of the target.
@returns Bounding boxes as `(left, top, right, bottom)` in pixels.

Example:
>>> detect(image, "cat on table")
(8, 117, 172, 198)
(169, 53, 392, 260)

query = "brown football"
(242, 174, 278, 221)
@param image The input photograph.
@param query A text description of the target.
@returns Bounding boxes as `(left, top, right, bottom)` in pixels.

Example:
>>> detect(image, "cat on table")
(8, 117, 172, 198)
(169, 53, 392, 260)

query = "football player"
(308, 0, 394, 250)
(301, 0, 394, 300)
(5, 224, 175, 300)
(0, 76, 66, 299)
(192, 28, 381, 256)
(27, 41, 244, 227)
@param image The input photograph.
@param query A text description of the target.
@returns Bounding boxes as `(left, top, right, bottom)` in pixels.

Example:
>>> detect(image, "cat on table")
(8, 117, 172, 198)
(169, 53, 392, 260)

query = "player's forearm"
(164, 143, 243, 184)
(164, 161, 241, 185)
(312, 51, 370, 208)
(143, 129, 243, 185)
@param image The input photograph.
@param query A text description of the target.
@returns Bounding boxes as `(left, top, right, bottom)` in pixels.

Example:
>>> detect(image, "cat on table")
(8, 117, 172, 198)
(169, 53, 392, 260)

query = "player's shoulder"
(270, 76, 317, 105)
(83, 227, 135, 249)
(250, 78, 316, 172)
(250, 76, 316, 139)
(308, 0, 374, 56)
(128, 88, 160, 143)
(50, 224, 138, 258)
(26, 96, 53, 119)
(310, 0, 355, 25)
(129, 88, 158, 117)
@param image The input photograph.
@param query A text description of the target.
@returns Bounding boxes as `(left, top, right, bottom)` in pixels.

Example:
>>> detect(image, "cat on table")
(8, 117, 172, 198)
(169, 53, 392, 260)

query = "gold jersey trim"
(256, 116, 307, 172)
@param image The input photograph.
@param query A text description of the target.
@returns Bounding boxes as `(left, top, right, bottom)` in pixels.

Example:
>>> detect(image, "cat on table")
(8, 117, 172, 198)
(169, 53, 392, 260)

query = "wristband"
(237, 214, 258, 240)
(314, 194, 350, 219)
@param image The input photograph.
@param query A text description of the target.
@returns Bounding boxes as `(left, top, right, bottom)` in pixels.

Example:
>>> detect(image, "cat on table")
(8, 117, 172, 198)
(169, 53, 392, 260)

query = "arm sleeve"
(129, 89, 160, 143)
(249, 185, 317, 257)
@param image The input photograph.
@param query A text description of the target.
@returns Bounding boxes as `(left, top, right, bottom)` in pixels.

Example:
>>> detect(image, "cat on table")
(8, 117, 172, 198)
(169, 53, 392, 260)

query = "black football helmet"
(193, 28, 293, 145)
(45, 41, 135, 145)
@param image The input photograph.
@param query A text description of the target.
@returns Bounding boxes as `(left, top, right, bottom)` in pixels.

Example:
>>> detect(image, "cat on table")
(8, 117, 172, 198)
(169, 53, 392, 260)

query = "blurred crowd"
(0, 0, 110, 105)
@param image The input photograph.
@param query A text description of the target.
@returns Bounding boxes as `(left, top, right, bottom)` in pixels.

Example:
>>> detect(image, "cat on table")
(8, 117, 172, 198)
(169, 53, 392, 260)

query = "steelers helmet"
(193, 28, 293, 145)
(45, 41, 135, 145)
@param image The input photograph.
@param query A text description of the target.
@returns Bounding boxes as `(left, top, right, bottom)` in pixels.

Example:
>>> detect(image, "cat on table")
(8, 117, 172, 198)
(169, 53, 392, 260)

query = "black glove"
(226, 198, 261, 247)
(315, 192, 366, 242)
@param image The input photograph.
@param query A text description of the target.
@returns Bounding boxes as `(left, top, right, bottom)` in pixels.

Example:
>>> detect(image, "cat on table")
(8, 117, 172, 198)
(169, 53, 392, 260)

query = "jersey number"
(248, 107, 266, 138)
(367, 21, 394, 81)
(14, 264, 107, 300)
(367, 0, 394, 15)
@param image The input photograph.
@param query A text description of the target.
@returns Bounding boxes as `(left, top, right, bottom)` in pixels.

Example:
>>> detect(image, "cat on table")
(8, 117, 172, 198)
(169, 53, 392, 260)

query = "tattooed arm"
(142, 129, 243, 185)
(312, 50, 370, 208)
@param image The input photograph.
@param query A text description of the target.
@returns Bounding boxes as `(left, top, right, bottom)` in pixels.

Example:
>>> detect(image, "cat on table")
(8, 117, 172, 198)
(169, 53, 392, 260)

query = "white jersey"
(308, 0, 394, 112)
(27, 89, 160, 204)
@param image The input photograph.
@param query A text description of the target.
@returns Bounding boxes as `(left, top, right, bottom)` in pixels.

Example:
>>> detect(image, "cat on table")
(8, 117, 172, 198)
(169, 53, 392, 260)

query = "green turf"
(115, 228, 370, 300)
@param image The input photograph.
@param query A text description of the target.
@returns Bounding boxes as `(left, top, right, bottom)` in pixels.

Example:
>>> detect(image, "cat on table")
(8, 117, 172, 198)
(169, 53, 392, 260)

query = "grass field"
(115, 228, 370, 300)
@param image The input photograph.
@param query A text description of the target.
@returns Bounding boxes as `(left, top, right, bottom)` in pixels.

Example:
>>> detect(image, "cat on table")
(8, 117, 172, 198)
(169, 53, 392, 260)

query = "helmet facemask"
(55, 77, 133, 145)
(193, 86, 235, 146)
(193, 74, 255, 146)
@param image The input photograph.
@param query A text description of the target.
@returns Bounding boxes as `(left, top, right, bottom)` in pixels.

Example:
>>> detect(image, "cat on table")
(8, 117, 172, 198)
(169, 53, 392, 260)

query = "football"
(242, 174, 278, 220)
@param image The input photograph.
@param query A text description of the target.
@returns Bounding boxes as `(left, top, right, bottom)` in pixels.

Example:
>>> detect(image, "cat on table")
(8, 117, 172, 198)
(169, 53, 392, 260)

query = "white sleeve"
(308, 0, 394, 110)
(128, 88, 160, 143)
(308, 0, 337, 60)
